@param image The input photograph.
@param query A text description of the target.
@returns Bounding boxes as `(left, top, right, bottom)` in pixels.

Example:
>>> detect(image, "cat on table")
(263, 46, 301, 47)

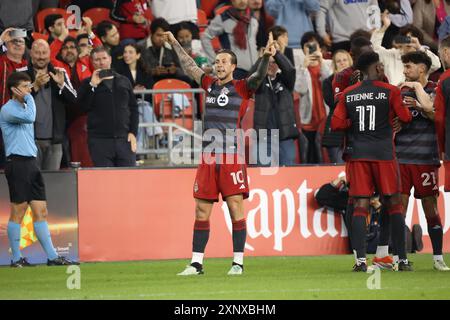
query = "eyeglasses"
(9, 39, 25, 46)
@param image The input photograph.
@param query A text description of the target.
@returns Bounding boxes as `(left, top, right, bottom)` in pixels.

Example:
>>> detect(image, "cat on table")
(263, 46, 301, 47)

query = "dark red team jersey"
(332, 66, 390, 104)
(434, 69, 450, 160)
(332, 66, 354, 103)
(331, 80, 412, 161)
(200, 74, 253, 154)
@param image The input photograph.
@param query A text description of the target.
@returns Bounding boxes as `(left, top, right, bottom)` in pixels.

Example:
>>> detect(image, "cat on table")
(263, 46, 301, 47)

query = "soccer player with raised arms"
(162, 30, 275, 276)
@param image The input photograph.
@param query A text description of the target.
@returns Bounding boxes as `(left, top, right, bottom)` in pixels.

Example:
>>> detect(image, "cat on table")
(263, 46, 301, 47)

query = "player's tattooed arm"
(247, 32, 276, 90)
(246, 55, 270, 90)
(163, 31, 204, 85)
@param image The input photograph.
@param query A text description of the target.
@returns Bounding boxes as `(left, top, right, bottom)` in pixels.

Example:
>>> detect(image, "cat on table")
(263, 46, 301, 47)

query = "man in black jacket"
(77, 46, 138, 167)
(28, 39, 77, 170)
(252, 47, 299, 165)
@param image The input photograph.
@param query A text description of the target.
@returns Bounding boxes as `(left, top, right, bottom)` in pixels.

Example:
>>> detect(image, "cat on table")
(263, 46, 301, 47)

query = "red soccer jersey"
(332, 66, 354, 104)
(0, 54, 28, 106)
(434, 69, 450, 159)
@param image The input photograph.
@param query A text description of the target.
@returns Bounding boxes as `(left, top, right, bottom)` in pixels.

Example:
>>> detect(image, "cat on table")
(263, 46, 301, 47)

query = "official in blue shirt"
(0, 71, 78, 267)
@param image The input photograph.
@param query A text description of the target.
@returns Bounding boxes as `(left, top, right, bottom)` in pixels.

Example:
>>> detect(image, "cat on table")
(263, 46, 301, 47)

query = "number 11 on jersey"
(356, 105, 376, 132)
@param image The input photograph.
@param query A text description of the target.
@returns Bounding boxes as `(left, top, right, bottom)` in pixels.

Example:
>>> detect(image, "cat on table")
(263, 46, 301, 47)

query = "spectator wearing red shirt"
(0, 28, 28, 168)
(294, 32, 332, 163)
(52, 36, 94, 167)
(111, 0, 152, 43)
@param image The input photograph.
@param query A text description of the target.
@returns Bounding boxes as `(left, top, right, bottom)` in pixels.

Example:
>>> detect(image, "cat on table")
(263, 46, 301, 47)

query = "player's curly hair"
(401, 51, 432, 72)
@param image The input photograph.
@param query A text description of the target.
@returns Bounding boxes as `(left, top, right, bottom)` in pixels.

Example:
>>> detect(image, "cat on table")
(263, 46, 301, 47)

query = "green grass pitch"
(0, 254, 450, 300)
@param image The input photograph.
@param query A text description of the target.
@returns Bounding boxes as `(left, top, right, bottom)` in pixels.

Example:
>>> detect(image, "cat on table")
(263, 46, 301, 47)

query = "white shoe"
(433, 260, 450, 271)
(227, 264, 243, 275)
(177, 265, 204, 276)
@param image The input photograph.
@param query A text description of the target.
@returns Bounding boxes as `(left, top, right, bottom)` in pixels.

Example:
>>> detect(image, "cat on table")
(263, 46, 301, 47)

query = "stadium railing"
(134, 88, 205, 166)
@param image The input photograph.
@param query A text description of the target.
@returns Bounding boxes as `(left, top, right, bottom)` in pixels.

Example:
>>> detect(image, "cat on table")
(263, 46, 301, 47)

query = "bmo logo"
(218, 94, 229, 107)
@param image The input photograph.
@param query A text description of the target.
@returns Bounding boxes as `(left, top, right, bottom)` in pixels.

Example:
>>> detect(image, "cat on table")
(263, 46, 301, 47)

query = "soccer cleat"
(394, 260, 413, 272)
(433, 260, 450, 271)
(227, 264, 243, 275)
(47, 256, 80, 266)
(352, 263, 367, 272)
(10, 257, 34, 268)
(372, 256, 394, 270)
(177, 263, 204, 276)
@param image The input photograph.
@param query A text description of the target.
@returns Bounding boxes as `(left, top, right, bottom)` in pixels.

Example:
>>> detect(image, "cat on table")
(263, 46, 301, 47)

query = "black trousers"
(88, 137, 136, 167)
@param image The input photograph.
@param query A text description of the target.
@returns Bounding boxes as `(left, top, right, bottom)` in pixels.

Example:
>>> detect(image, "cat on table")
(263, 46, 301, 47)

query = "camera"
(9, 28, 27, 39)
(394, 35, 411, 44)
(99, 69, 114, 78)
(401, 90, 417, 99)
(307, 43, 317, 54)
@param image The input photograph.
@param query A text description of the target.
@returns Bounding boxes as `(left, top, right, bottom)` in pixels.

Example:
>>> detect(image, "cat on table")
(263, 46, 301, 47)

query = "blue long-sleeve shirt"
(266, 0, 320, 48)
(0, 94, 37, 157)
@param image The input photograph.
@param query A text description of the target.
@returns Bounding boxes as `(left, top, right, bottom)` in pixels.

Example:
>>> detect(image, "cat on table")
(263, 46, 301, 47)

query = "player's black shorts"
(4, 155, 46, 203)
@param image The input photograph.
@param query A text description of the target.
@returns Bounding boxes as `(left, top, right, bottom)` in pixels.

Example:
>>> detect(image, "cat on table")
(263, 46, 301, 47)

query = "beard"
(63, 53, 77, 64)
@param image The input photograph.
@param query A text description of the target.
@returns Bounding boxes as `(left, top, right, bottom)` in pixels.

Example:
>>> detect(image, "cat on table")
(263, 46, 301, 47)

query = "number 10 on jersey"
(356, 105, 376, 132)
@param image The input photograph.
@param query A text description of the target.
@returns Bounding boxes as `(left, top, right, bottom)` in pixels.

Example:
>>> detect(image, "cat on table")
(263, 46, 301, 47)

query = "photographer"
(379, 0, 413, 49)
(294, 32, 332, 163)
(77, 46, 138, 167)
(27, 39, 77, 170)
(371, 13, 441, 85)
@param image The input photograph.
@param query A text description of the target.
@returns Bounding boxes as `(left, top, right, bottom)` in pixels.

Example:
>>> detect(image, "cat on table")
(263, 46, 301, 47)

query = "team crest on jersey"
(220, 87, 230, 95)
(217, 93, 229, 107)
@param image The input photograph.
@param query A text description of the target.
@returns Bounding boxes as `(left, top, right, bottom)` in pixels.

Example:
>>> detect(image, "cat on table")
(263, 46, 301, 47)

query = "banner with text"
(78, 166, 450, 262)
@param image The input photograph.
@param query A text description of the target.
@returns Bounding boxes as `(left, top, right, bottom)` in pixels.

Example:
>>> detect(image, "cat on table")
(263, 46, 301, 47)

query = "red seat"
(152, 79, 194, 130)
(83, 8, 117, 28)
(197, 9, 208, 34)
(200, 0, 219, 18)
(35, 8, 70, 34)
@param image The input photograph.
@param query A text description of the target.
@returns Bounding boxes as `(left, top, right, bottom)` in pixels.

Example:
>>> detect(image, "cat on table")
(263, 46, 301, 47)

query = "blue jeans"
(253, 134, 297, 166)
(327, 146, 344, 164)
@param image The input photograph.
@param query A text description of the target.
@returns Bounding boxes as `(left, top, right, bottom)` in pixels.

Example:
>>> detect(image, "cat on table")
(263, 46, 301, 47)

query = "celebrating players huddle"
(331, 44, 450, 272)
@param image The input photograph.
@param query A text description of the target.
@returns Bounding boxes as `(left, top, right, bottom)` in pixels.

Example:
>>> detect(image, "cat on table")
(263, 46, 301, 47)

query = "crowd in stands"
(0, 0, 449, 168)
